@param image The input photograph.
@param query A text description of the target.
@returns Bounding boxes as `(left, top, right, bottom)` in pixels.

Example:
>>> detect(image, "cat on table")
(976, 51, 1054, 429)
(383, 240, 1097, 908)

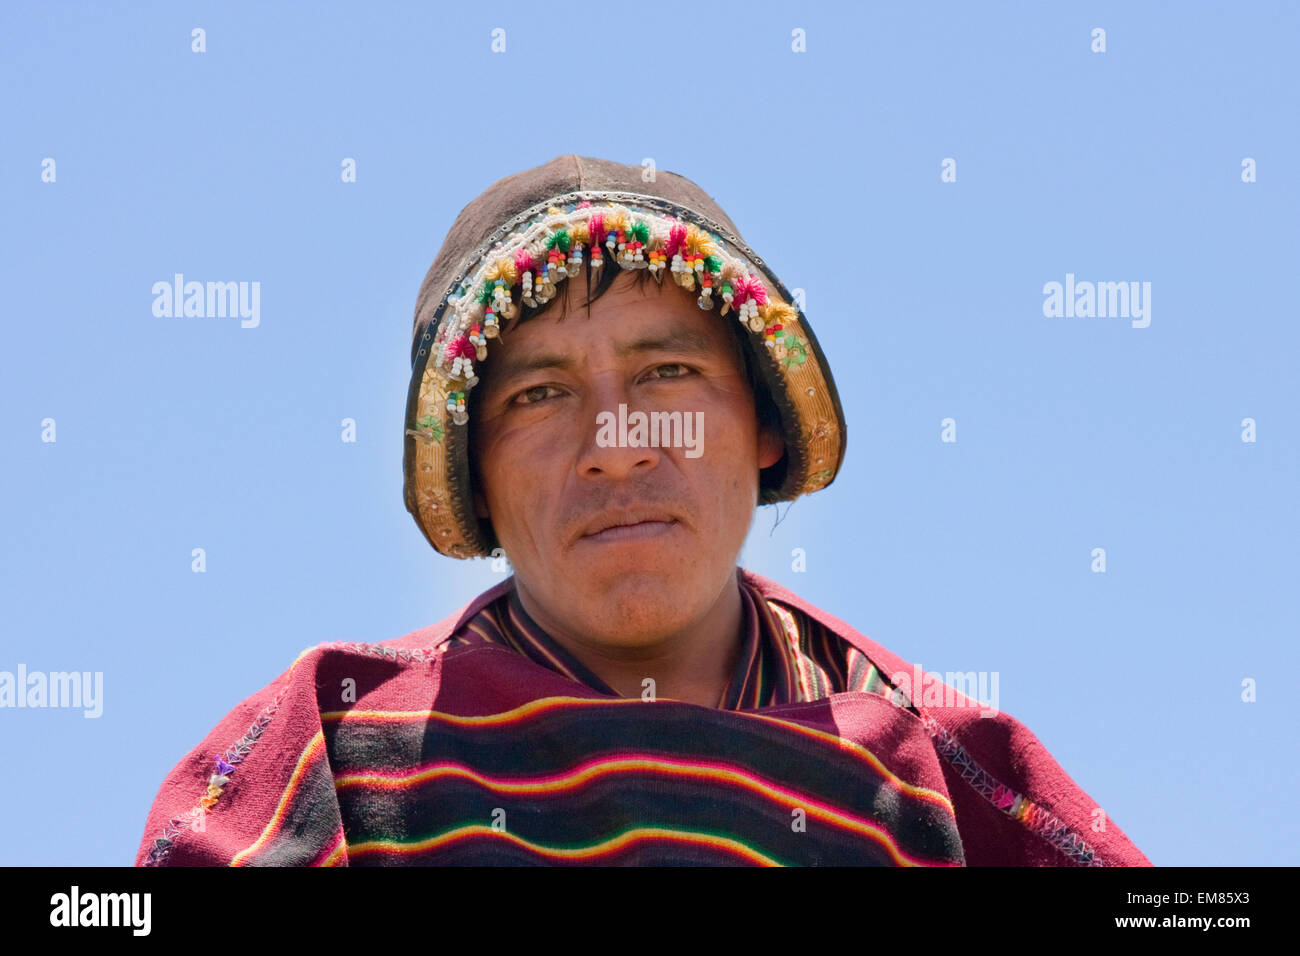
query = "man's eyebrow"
(491, 350, 576, 385)
(615, 327, 716, 358)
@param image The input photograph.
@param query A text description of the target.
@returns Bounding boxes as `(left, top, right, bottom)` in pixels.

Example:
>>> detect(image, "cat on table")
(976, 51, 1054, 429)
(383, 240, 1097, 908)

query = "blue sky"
(1, 0, 1296, 866)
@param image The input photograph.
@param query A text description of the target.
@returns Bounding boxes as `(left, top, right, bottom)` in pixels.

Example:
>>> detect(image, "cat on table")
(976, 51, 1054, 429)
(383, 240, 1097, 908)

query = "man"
(135, 155, 1151, 866)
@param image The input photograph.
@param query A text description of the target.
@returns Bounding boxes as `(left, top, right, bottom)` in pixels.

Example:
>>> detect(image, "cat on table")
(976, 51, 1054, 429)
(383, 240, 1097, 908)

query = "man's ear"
(757, 422, 785, 470)
(473, 486, 490, 520)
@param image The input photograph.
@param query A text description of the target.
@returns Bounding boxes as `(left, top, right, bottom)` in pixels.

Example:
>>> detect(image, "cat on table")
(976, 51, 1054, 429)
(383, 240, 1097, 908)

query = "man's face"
(470, 269, 785, 649)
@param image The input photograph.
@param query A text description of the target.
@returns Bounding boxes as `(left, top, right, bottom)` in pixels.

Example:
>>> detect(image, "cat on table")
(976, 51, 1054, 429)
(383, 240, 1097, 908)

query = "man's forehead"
(486, 298, 732, 382)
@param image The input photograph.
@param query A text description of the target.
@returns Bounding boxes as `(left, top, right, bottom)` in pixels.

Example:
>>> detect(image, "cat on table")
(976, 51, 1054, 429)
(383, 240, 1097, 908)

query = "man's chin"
(584, 564, 679, 604)
(566, 566, 700, 638)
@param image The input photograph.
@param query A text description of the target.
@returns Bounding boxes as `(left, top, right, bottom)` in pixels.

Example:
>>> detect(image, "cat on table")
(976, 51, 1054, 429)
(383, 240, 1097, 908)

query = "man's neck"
(513, 572, 745, 708)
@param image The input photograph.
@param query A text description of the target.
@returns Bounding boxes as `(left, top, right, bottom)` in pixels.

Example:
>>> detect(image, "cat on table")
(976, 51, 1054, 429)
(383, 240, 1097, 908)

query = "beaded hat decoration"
(404, 155, 846, 559)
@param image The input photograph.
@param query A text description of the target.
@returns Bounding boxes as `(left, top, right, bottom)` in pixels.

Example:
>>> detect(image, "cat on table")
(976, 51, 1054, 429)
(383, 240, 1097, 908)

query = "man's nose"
(575, 377, 662, 481)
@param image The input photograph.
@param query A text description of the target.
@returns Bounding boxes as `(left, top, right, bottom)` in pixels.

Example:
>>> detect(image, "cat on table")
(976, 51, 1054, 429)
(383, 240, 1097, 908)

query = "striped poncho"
(135, 569, 1151, 866)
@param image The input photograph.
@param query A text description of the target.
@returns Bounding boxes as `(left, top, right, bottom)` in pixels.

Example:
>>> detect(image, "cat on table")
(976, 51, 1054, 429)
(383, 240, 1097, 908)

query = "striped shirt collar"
(452, 570, 832, 709)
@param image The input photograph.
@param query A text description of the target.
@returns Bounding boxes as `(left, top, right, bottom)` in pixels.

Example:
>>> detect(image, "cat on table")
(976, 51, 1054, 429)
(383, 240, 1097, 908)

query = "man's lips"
(577, 512, 682, 545)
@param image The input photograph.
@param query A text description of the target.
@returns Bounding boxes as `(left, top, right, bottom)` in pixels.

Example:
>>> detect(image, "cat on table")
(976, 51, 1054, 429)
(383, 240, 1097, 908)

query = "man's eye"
(512, 384, 561, 406)
(644, 363, 693, 381)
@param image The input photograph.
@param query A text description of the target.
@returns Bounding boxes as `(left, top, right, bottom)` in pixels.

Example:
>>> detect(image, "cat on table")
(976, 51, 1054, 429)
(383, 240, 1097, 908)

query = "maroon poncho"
(135, 570, 1151, 866)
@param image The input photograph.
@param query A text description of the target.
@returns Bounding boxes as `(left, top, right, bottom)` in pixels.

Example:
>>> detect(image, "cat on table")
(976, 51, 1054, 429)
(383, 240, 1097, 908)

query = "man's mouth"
(578, 512, 681, 545)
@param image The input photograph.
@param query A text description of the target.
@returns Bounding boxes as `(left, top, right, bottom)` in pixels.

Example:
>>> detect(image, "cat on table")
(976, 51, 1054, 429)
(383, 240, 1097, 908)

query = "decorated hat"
(404, 155, 846, 559)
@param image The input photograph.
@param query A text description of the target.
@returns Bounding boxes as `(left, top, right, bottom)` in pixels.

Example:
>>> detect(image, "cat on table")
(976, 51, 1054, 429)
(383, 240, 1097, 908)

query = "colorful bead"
(469, 323, 487, 361)
(446, 390, 467, 426)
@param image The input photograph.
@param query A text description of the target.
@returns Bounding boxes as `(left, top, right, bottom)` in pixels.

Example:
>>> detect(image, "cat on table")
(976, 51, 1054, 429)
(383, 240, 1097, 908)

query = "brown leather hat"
(404, 154, 846, 558)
